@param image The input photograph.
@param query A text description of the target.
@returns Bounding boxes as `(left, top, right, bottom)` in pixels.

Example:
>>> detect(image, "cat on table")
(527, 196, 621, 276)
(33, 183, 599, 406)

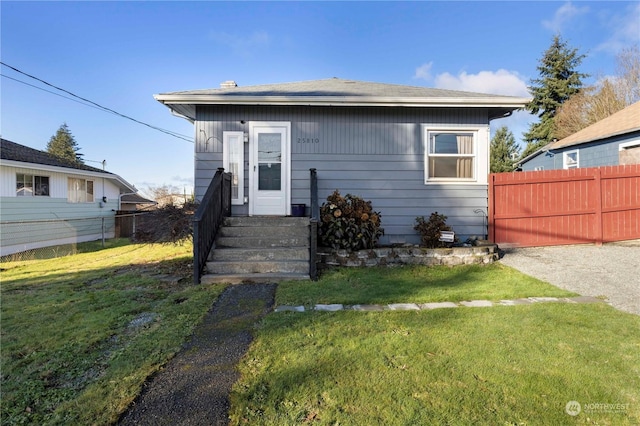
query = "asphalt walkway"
(118, 283, 276, 426)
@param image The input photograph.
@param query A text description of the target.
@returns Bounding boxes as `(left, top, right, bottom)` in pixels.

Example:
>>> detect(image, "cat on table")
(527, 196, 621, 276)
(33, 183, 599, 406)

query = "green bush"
(414, 212, 456, 248)
(319, 190, 384, 250)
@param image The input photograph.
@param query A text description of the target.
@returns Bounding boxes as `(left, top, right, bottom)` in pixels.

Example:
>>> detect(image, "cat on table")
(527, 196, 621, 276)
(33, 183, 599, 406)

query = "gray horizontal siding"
(194, 105, 490, 243)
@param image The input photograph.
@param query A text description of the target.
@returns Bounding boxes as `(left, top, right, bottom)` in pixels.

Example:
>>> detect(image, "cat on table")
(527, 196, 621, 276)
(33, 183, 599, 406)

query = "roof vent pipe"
(220, 80, 238, 88)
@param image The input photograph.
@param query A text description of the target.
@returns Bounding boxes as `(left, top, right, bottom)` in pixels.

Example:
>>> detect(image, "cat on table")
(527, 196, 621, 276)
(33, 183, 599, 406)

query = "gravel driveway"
(498, 240, 640, 316)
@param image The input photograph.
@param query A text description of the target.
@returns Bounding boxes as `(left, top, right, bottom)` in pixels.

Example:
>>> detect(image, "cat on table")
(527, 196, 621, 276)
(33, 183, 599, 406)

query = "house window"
(68, 178, 94, 203)
(563, 150, 579, 169)
(16, 173, 49, 196)
(223, 131, 245, 205)
(425, 130, 476, 181)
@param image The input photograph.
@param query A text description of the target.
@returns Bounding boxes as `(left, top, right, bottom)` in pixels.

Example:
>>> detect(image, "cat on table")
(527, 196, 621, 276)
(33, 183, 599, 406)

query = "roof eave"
(0, 159, 137, 193)
(154, 94, 530, 109)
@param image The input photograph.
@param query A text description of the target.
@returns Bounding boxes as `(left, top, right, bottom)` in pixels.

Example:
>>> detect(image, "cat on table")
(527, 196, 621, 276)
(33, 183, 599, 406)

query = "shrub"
(319, 190, 384, 250)
(133, 202, 196, 244)
(414, 212, 456, 248)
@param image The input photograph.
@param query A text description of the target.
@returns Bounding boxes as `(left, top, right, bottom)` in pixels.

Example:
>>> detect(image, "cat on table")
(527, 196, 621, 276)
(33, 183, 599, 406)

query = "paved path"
(274, 296, 605, 313)
(498, 241, 640, 316)
(118, 283, 276, 426)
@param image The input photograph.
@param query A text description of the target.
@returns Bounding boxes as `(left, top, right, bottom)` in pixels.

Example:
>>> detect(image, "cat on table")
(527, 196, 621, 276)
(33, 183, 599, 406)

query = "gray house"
(517, 101, 640, 171)
(155, 78, 528, 245)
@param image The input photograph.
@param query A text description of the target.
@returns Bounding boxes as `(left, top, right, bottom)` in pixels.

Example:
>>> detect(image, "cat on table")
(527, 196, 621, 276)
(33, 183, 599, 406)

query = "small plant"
(319, 190, 384, 250)
(414, 212, 456, 248)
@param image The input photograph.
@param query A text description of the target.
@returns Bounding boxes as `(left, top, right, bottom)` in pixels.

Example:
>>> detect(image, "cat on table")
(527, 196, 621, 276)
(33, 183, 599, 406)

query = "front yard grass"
(277, 263, 577, 306)
(1, 240, 224, 425)
(231, 264, 640, 425)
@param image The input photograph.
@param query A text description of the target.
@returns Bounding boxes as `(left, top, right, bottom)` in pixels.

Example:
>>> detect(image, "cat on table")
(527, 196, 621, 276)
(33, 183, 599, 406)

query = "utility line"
(1, 62, 194, 143)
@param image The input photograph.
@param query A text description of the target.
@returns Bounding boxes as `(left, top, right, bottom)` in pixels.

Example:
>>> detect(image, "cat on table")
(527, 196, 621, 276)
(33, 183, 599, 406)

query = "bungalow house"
(0, 138, 137, 256)
(154, 78, 529, 247)
(517, 101, 640, 171)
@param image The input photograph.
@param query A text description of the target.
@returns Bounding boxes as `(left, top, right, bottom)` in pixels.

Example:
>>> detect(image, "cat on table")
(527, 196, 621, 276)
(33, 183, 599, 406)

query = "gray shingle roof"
(161, 77, 520, 99)
(1, 138, 108, 173)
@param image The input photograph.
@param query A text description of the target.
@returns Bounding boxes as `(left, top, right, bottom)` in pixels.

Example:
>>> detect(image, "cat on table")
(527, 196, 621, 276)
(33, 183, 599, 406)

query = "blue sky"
(2, 1, 639, 195)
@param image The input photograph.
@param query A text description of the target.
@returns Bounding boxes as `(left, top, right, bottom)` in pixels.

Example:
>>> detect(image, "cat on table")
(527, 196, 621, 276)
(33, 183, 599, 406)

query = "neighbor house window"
(68, 178, 94, 203)
(425, 130, 476, 181)
(563, 150, 579, 169)
(16, 173, 49, 196)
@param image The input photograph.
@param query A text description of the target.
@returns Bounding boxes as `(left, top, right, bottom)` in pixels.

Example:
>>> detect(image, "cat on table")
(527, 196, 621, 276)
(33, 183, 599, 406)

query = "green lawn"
(231, 265, 640, 425)
(277, 263, 577, 306)
(1, 240, 225, 425)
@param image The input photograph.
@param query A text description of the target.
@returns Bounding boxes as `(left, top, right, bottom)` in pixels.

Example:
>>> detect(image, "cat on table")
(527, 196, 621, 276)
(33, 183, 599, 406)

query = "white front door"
(249, 122, 291, 216)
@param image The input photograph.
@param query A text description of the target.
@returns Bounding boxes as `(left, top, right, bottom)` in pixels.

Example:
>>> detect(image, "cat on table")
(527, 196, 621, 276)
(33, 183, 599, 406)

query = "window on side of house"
(223, 131, 245, 205)
(67, 178, 95, 203)
(563, 150, 579, 169)
(424, 130, 476, 182)
(16, 173, 50, 196)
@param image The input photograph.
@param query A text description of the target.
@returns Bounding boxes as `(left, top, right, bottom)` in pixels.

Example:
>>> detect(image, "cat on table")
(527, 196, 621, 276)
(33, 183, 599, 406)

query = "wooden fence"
(489, 164, 640, 247)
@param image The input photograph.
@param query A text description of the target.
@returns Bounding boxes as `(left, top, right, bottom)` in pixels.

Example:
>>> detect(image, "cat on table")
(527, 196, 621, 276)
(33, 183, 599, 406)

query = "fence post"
(101, 217, 105, 248)
(488, 174, 495, 243)
(594, 168, 603, 246)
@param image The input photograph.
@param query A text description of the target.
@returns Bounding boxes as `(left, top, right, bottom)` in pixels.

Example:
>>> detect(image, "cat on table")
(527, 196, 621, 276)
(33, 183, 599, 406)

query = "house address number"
(297, 138, 320, 144)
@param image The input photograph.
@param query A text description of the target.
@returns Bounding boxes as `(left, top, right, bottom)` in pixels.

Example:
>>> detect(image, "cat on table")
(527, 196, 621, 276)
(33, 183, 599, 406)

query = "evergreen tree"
(522, 35, 587, 157)
(46, 123, 84, 164)
(490, 126, 519, 173)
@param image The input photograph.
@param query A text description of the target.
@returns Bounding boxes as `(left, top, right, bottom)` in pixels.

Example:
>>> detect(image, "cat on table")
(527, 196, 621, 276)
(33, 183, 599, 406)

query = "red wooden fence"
(489, 164, 640, 247)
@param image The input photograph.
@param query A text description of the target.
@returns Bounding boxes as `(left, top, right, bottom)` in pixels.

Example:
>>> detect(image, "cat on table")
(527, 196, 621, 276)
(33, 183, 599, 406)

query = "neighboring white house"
(0, 138, 137, 256)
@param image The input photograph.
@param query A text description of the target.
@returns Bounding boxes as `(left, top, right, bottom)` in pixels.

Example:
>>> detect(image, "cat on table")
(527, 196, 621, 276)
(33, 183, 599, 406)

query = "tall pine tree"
(490, 126, 519, 173)
(46, 123, 84, 164)
(522, 35, 587, 158)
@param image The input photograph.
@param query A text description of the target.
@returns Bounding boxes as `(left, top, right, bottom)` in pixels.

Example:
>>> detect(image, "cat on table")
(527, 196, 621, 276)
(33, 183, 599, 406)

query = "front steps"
(200, 216, 311, 284)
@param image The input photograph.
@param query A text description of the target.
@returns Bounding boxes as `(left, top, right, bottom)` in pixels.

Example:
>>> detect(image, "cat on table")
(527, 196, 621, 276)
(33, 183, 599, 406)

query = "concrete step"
(218, 225, 308, 239)
(210, 247, 309, 262)
(200, 272, 310, 285)
(207, 260, 309, 275)
(224, 216, 310, 227)
(215, 236, 308, 249)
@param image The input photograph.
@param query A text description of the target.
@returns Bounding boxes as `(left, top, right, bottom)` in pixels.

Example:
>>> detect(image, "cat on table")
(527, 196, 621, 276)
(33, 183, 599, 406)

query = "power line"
(1, 62, 194, 143)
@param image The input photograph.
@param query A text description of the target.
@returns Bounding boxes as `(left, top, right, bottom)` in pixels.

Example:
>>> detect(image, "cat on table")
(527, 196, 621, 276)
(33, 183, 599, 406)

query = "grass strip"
(277, 263, 577, 306)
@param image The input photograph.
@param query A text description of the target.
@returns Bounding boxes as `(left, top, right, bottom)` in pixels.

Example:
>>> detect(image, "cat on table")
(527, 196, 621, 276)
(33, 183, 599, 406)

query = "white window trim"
(619, 140, 640, 150)
(563, 149, 579, 169)
(223, 131, 245, 205)
(422, 125, 488, 185)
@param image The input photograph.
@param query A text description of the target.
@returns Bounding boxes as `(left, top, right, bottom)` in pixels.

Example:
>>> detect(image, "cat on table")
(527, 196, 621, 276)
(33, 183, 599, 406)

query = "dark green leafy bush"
(319, 190, 384, 250)
(414, 212, 456, 248)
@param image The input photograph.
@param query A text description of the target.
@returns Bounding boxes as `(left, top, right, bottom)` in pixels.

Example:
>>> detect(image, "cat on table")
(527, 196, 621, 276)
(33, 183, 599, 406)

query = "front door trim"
(248, 121, 291, 216)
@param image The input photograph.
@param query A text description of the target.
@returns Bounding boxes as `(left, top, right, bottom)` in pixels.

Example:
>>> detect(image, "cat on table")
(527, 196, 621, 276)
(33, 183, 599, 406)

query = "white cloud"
(433, 69, 530, 97)
(542, 2, 589, 33)
(595, 3, 640, 53)
(414, 62, 434, 81)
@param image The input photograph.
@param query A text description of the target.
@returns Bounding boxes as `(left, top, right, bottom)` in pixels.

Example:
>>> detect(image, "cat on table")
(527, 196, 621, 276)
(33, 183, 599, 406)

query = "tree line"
(491, 35, 639, 173)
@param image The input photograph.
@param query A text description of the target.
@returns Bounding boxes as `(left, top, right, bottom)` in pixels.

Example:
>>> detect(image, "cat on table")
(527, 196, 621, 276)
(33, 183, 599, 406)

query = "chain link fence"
(0, 212, 150, 262)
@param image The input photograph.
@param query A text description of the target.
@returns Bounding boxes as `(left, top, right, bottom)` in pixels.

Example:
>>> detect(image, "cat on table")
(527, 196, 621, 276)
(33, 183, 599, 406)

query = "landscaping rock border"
(318, 243, 499, 268)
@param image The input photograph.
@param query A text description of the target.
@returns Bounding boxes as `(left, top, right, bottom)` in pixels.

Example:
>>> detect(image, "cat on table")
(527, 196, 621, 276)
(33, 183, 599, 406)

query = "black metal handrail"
(310, 168, 319, 280)
(193, 168, 231, 284)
